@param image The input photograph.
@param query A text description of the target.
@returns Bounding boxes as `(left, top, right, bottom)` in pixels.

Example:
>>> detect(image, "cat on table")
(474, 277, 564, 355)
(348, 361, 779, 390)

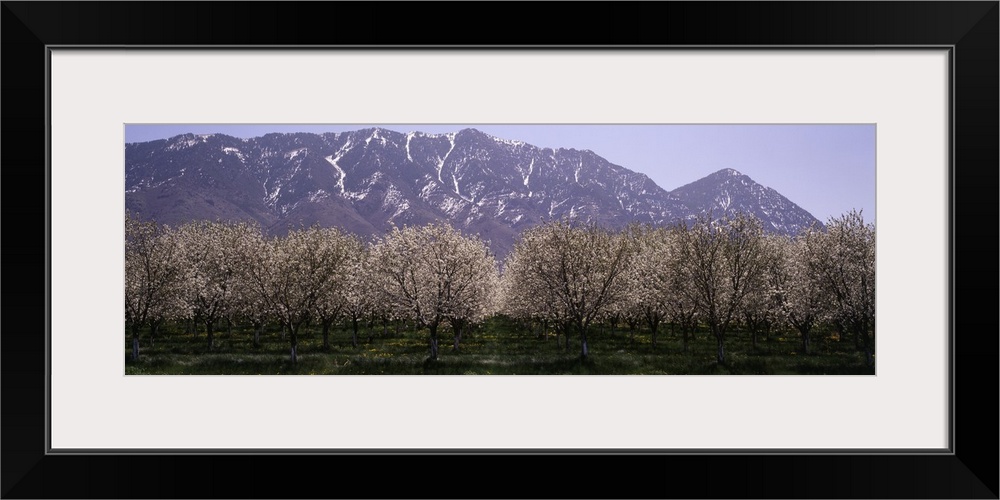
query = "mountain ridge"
(125, 128, 824, 256)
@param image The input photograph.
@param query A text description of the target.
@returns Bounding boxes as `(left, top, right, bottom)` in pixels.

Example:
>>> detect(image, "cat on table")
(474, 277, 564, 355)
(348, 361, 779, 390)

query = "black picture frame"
(3, 2, 996, 498)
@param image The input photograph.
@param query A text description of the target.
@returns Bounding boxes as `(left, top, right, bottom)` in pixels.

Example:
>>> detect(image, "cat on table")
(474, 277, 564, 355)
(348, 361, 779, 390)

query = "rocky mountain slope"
(125, 128, 823, 256)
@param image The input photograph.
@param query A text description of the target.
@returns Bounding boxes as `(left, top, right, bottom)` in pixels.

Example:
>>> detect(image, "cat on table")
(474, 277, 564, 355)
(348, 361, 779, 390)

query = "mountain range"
(125, 127, 823, 257)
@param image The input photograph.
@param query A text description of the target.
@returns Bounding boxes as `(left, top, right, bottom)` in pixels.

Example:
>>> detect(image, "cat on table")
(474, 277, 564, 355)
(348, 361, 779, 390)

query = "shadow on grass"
(422, 355, 596, 375)
(125, 321, 875, 375)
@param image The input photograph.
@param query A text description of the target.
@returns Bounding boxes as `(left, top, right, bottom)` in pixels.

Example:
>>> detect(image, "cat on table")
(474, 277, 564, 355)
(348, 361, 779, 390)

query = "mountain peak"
(670, 168, 822, 234)
(714, 168, 744, 177)
(456, 127, 489, 139)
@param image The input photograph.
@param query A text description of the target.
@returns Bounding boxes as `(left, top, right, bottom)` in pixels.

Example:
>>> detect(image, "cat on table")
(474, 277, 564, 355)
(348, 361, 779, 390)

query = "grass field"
(124, 316, 874, 375)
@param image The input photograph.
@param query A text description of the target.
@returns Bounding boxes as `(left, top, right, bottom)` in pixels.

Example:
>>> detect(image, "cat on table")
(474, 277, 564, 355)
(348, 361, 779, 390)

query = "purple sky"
(125, 124, 875, 224)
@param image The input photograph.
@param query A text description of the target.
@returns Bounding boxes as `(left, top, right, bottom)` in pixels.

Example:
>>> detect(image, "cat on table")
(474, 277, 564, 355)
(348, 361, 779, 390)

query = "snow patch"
(344, 189, 369, 201)
(492, 135, 525, 148)
(451, 162, 472, 202)
(222, 146, 246, 162)
(438, 196, 466, 217)
(419, 180, 441, 200)
(266, 186, 281, 206)
(717, 192, 732, 210)
(549, 198, 569, 217)
(365, 129, 388, 147)
(382, 184, 410, 220)
(495, 198, 507, 217)
(451, 172, 472, 202)
(285, 148, 307, 160)
(307, 190, 330, 203)
(437, 133, 456, 183)
(324, 154, 347, 194)
(167, 136, 204, 151)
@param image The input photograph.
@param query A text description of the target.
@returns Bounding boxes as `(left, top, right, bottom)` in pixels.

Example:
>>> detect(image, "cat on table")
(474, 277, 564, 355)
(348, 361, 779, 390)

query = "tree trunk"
(253, 323, 262, 348)
(803, 331, 811, 355)
(289, 325, 298, 363)
(351, 318, 359, 348)
(451, 319, 465, 351)
(714, 328, 725, 364)
(206, 320, 215, 350)
(429, 324, 439, 360)
(322, 320, 331, 350)
(751, 329, 758, 351)
(226, 317, 233, 337)
(131, 325, 141, 361)
(149, 320, 161, 348)
(651, 323, 658, 350)
(580, 326, 589, 359)
(681, 325, 689, 353)
(861, 328, 874, 367)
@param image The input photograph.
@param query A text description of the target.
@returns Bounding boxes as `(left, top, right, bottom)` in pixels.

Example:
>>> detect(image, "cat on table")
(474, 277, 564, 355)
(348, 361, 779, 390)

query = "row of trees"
(502, 211, 875, 365)
(126, 210, 875, 366)
(125, 213, 498, 363)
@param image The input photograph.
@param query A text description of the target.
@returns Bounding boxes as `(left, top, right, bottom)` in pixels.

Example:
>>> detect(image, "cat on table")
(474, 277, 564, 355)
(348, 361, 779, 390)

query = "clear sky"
(125, 124, 876, 225)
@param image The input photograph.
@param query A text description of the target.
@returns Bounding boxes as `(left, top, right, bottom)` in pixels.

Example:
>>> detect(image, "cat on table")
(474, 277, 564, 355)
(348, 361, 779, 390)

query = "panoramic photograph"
(124, 124, 875, 375)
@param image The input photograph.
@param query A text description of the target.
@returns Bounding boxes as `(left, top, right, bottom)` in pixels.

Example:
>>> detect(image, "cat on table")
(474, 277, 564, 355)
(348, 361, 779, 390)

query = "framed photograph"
(4, 2, 996, 498)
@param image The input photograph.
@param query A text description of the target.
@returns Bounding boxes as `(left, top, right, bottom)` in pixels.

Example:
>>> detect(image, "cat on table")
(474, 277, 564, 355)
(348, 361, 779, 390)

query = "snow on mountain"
(668, 168, 823, 236)
(125, 129, 823, 257)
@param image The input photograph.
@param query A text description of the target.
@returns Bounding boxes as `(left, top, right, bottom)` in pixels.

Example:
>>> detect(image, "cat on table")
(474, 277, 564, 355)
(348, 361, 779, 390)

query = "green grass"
(125, 318, 874, 375)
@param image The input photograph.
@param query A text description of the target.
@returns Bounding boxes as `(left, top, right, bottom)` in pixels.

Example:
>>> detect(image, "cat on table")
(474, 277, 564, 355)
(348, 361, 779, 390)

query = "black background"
(2, 2, 997, 498)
